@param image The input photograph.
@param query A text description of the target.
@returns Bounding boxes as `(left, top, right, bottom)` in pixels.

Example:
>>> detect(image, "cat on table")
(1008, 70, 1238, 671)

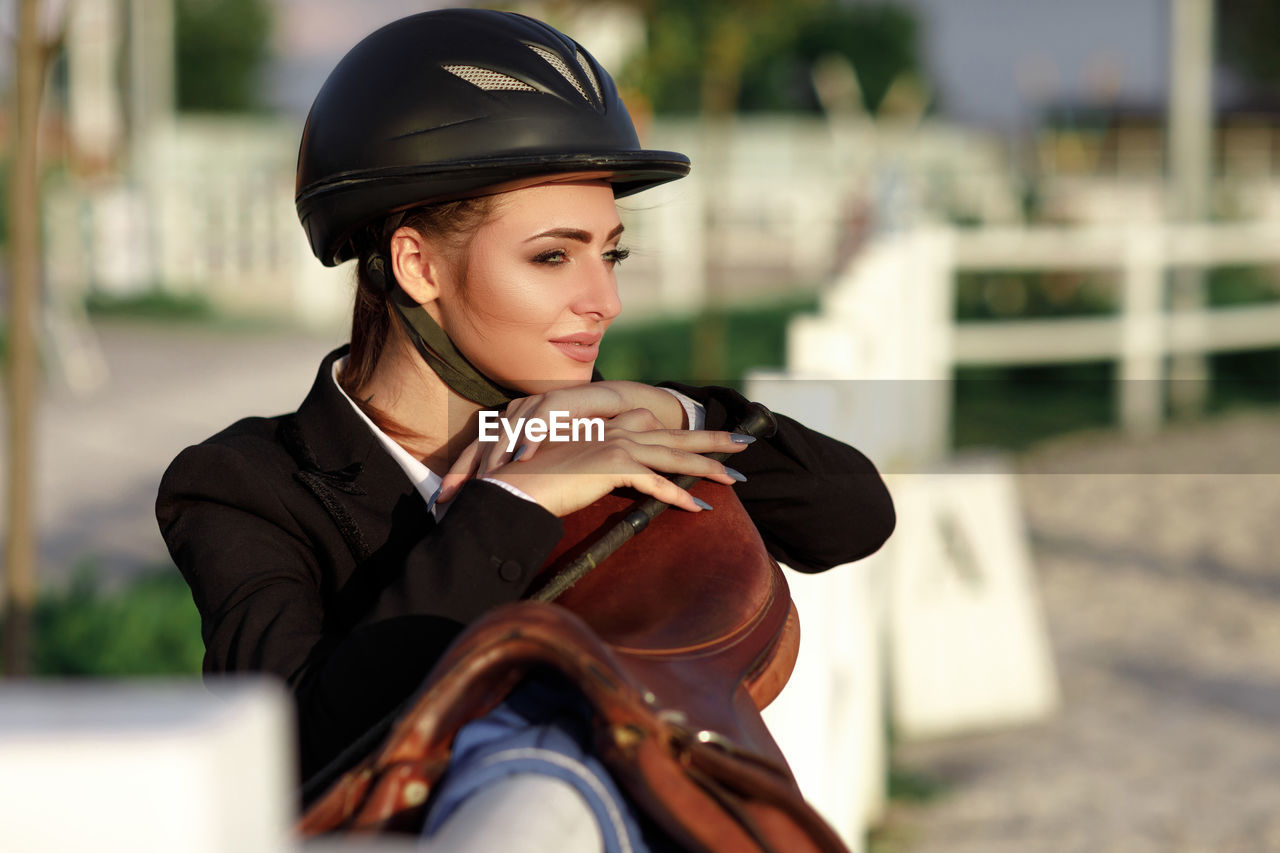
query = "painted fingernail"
(730, 433, 756, 444)
(723, 466, 747, 482)
(512, 444, 527, 462)
(429, 485, 442, 506)
(692, 497, 714, 511)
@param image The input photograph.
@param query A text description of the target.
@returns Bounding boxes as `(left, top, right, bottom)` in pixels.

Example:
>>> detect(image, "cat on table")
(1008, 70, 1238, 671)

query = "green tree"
(1218, 0, 1280, 88)
(175, 0, 274, 112)
(30, 569, 204, 676)
(621, 0, 922, 115)
(621, 0, 819, 115)
(741, 3, 921, 114)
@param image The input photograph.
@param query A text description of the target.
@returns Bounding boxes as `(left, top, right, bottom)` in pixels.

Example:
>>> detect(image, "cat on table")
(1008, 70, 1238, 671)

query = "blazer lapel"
(286, 346, 429, 565)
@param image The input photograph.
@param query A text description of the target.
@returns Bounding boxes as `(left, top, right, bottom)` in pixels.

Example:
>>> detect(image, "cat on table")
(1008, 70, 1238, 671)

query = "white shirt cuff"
(479, 476, 541, 506)
(657, 387, 706, 430)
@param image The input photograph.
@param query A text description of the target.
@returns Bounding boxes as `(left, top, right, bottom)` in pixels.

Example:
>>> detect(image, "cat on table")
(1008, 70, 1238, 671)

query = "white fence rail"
(44, 115, 1019, 329)
(785, 222, 1280, 460)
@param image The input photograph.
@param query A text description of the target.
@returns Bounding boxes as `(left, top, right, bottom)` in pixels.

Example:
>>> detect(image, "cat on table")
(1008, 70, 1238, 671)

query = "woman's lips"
(550, 339, 600, 362)
(549, 333, 602, 363)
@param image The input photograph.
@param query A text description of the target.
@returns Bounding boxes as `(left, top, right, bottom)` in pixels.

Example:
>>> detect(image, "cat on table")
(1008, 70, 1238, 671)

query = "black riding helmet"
(296, 8, 691, 266)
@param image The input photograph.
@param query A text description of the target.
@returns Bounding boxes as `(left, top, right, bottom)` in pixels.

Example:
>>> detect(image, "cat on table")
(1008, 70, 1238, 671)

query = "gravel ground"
(0, 321, 339, 587)
(875, 412, 1280, 853)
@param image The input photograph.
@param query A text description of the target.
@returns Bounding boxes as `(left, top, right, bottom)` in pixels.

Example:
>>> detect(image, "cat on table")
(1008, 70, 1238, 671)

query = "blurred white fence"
(784, 221, 1280, 462)
(46, 117, 352, 332)
(45, 114, 1280, 355)
(952, 222, 1280, 433)
(618, 116, 1021, 314)
(44, 115, 1018, 330)
(751, 219, 1280, 849)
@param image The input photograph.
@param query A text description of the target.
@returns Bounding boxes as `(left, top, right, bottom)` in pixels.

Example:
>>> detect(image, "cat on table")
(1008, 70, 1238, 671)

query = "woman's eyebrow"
(525, 223, 626, 243)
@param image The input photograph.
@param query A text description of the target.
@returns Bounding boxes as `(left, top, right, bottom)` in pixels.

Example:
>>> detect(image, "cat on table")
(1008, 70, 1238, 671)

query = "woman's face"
(431, 181, 627, 395)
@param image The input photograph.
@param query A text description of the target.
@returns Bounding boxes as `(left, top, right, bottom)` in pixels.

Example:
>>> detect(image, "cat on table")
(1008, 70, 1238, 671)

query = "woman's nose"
(574, 263, 622, 321)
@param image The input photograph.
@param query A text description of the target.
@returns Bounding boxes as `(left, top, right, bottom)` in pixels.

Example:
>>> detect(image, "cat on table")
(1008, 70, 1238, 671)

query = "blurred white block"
(0, 679, 294, 853)
(745, 371, 900, 475)
(886, 458, 1059, 739)
(763, 555, 890, 853)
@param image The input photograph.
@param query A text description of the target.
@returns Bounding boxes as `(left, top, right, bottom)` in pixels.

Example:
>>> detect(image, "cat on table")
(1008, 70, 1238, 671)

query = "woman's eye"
(532, 249, 567, 265)
(604, 246, 631, 266)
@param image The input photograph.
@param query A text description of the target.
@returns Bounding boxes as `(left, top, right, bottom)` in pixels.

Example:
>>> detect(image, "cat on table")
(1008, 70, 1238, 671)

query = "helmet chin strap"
(366, 252, 519, 408)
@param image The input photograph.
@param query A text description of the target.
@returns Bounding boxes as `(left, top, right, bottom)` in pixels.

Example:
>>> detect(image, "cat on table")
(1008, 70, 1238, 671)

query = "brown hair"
(340, 196, 497, 435)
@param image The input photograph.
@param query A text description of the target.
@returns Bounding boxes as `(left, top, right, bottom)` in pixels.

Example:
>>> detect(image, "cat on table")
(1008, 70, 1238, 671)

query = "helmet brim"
(298, 151, 690, 266)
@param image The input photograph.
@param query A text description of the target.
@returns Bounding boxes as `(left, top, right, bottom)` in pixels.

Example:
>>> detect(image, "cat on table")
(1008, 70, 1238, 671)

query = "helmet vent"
(443, 64, 538, 92)
(575, 51, 603, 102)
(528, 44, 596, 105)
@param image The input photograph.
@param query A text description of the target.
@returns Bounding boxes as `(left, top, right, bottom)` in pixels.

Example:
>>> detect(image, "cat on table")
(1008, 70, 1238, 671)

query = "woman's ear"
(389, 226, 446, 305)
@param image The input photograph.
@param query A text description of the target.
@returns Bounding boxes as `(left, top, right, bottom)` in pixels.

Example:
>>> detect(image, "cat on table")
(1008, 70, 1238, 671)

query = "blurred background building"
(2, 1, 1279, 850)
(19, 0, 1280, 324)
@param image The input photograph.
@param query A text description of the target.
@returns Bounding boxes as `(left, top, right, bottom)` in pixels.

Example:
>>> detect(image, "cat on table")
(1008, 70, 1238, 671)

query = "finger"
(502, 389, 627, 463)
(620, 468, 714, 513)
(513, 436, 541, 462)
(602, 408, 665, 433)
(509, 386, 616, 424)
(614, 439, 744, 486)
(490, 395, 545, 462)
(472, 440, 507, 479)
(482, 396, 543, 463)
(613, 428, 754, 457)
(546, 384, 625, 418)
(438, 441, 483, 503)
(474, 413, 530, 477)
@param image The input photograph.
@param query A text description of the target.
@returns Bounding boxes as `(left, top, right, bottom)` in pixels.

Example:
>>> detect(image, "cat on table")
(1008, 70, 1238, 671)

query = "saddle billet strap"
(297, 601, 848, 852)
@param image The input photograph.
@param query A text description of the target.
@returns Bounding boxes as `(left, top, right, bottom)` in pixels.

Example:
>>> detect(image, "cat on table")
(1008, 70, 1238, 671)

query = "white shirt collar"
(331, 356, 447, 520)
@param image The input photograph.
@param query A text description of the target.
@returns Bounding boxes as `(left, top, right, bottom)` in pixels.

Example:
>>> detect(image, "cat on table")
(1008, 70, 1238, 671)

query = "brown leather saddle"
(299, 482, 848, 852)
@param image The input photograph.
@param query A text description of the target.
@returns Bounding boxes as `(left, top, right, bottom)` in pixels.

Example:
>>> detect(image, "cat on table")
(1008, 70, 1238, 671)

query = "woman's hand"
(585, 380, 690, 430)
(439, 406, 749, 518)
(438, 381, 690, 498)
(512, 381, 690, 439)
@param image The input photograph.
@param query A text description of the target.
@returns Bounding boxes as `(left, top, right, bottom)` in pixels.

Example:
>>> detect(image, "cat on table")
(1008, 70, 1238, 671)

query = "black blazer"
(156, 346, 894, 780)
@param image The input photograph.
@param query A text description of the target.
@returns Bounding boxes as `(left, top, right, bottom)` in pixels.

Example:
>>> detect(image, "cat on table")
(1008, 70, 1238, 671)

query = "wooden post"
(1119, 228, 1165, 434)
(4, 0, 46, 676)
(1167, 0, 1215, 417)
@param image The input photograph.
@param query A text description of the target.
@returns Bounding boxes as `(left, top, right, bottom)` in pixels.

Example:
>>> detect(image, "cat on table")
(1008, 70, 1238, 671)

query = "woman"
(157, 8, 894, 849)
